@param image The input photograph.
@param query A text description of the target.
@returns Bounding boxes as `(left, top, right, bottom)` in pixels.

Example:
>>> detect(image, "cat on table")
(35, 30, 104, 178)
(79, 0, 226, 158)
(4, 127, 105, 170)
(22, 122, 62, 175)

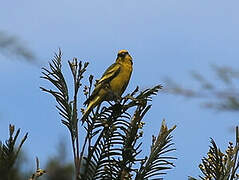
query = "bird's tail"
(81, 96, 101, 123)
(81, 96, 102, 124)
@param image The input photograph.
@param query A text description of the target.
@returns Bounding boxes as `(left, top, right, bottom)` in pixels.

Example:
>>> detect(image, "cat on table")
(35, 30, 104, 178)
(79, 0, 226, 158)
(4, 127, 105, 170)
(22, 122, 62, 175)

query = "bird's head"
(116, 50, 133, 65)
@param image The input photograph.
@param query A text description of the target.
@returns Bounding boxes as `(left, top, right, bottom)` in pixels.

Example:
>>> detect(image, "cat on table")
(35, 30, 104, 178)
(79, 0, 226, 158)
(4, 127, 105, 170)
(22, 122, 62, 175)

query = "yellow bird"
(82, 49, 133, 121)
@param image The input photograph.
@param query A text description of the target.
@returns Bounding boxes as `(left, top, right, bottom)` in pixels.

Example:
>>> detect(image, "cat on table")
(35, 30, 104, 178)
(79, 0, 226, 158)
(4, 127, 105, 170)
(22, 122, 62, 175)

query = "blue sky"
(1, 0, 239, 179)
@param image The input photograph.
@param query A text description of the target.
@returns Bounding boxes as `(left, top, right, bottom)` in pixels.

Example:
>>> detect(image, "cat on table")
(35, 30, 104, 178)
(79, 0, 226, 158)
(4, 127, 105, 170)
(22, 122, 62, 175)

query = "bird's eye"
(118, 52, 128, 57)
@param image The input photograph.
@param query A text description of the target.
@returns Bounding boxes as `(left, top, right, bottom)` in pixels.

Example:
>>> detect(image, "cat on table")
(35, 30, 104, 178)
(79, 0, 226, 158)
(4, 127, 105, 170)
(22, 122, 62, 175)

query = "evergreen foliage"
(0, 125, 27, 180)
(40, 50, 176, 180)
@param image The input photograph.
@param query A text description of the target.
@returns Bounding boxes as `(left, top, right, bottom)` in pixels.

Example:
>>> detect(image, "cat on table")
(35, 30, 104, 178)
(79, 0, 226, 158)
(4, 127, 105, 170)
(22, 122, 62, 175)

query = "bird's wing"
(97, 63, 121, 84)
(84, 63, 121, 105)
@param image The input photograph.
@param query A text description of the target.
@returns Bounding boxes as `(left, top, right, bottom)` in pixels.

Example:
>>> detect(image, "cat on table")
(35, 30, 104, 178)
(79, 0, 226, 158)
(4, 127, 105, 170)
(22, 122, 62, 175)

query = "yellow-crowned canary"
(82, 49, 133, 121)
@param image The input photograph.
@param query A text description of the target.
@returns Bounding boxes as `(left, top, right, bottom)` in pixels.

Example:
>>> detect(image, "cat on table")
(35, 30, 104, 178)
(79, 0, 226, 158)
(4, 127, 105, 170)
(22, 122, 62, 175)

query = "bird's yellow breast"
(109, 61, 132, 96)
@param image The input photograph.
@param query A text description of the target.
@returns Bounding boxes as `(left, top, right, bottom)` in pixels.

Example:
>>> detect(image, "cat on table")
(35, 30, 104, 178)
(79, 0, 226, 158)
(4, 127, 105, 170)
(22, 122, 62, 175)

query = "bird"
(82, 49, 133, 121)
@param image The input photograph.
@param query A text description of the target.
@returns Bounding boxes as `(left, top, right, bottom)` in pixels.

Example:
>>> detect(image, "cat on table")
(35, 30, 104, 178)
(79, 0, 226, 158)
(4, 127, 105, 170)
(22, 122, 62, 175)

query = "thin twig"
(29, 157, 46, 180)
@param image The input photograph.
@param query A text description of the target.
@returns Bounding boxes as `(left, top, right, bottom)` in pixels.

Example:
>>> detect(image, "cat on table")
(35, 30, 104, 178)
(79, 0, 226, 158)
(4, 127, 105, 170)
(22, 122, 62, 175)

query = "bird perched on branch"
(82, 49, 133, 121)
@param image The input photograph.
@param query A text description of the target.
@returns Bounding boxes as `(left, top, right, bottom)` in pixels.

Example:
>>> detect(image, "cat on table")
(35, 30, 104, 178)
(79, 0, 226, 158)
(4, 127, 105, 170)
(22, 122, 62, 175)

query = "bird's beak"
(128, 55, 133, 64)
(128, 54, 133, 61)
